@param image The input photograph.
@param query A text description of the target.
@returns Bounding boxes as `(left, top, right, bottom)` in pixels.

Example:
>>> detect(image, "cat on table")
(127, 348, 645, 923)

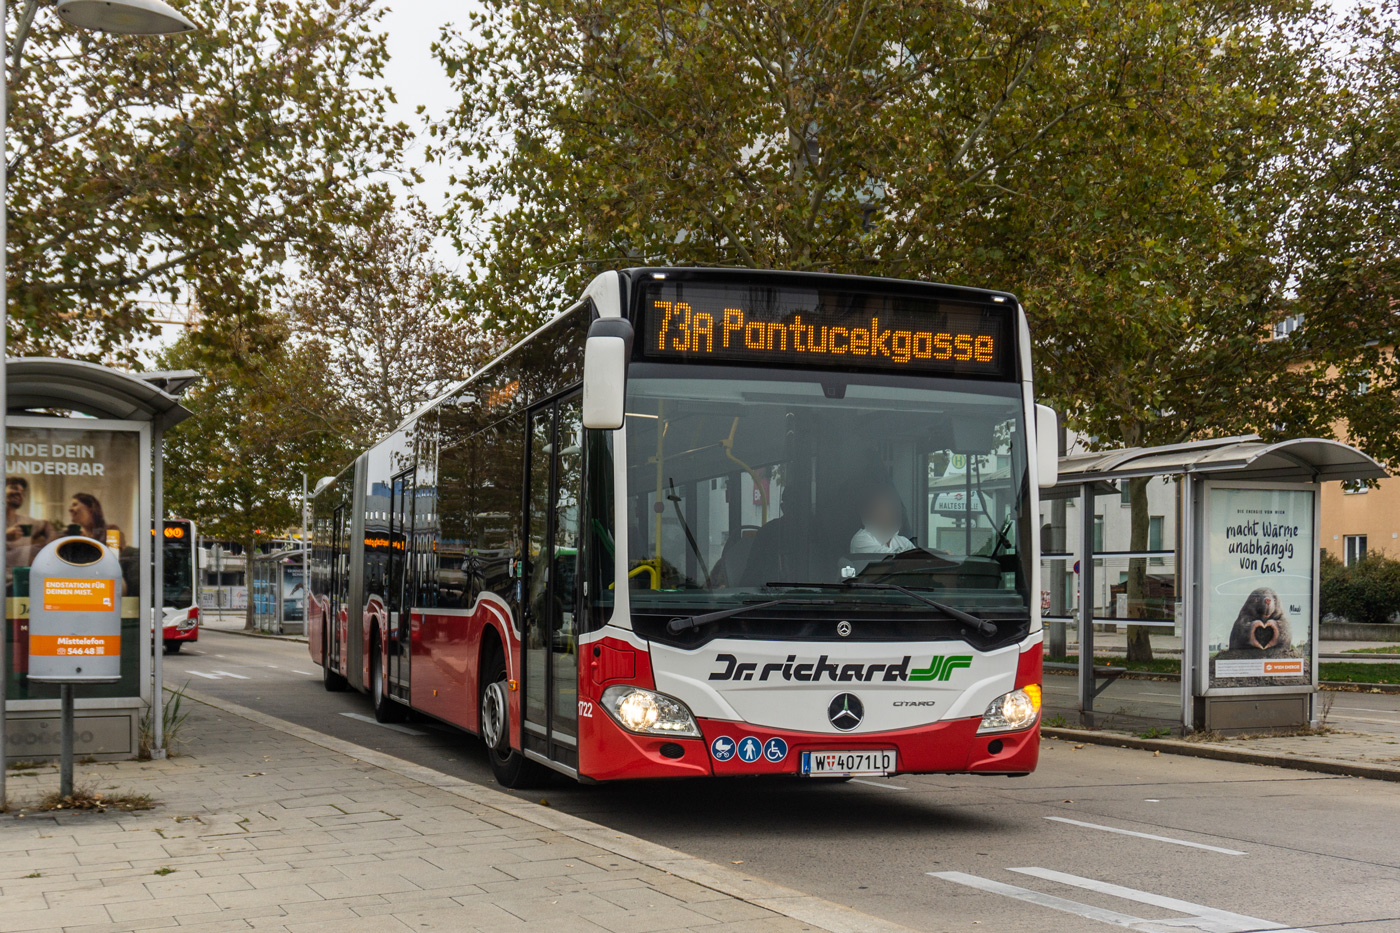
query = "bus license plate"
(801, 750, 896, 777)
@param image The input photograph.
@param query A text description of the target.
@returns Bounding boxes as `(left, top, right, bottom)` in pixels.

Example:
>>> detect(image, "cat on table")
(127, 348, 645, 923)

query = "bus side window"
(477, 413, 526, 609)
(583, 428, 615, 627)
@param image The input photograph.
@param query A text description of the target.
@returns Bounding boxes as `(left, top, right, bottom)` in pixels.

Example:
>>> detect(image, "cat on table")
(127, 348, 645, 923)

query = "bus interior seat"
(711, 526, 759, 588)
(739, 509, 815, 587)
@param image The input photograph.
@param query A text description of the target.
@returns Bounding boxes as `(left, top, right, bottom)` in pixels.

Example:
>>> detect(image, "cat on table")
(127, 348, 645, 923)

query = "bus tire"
(163, 641, 181, 655)
(481, 648, 546, 789)
(372, 632, 406, 723)
(322, 629, 347, 692)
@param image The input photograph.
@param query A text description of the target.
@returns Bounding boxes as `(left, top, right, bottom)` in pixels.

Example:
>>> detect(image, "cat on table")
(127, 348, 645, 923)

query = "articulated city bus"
(161, 519, 200, 653)
(308, 268, 1057, 787)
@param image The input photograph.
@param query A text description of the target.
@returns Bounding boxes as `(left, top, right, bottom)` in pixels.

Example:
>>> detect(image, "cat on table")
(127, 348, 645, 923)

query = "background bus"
(309, 268, 1057, 787)
(162, 519, 199, 653)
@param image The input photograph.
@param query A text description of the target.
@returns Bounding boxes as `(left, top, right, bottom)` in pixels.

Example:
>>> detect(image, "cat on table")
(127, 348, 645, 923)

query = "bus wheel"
(481, 650, 546, 789)
(163, 642, 181, 655)
(322, 630, 347, 692)
(372, 634, 406, 723)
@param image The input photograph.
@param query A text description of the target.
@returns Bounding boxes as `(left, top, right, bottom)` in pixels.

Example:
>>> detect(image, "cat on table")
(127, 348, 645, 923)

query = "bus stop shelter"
(1041, 436, 1386, 733)
(250, 547, 306, 636)
(2, 358, 195, 781)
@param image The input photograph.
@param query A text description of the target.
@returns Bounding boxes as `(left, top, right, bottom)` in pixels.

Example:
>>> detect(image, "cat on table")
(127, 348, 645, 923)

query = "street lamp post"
(1, 0, 195, 808)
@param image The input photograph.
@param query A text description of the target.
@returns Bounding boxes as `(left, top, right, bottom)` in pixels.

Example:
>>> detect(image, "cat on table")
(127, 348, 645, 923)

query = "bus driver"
(850, 481, 916, 555)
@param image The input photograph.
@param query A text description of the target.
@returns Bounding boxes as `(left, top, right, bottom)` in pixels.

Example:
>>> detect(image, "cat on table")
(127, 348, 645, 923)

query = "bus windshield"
(163, 538, 195, 609)
(619, 365, 1030, 616)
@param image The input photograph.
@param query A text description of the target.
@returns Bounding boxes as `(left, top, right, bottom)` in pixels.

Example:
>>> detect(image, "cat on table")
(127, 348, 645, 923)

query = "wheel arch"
(477, 619, 511, 735)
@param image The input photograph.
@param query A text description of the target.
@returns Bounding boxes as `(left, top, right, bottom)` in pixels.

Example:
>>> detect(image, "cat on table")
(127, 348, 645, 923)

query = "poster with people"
(6, 425, 141, 700)
(1204, 485, 1315, 689)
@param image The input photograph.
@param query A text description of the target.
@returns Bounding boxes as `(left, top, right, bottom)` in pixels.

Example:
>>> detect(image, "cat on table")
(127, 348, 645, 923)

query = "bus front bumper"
(163, 620, 199, 643)
(581, 712, 1038, 781)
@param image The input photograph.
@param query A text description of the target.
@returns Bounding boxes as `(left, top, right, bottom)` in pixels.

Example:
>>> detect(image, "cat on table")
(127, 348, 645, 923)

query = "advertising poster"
(6, 425, 142, 701)
(1205, 485, 1315, 690)
(283, 565, 305, 623)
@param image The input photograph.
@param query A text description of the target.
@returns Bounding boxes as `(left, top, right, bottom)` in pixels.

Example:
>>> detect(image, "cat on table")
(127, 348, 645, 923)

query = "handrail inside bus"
(628, 561, 660, 590)
(721, 417, 769, 525)
(592, 518, 614, 558)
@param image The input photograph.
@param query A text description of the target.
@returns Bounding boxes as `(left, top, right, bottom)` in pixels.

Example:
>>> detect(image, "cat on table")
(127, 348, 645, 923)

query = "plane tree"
(433, 0, 1400, 660)
(6, 0, 412, 359)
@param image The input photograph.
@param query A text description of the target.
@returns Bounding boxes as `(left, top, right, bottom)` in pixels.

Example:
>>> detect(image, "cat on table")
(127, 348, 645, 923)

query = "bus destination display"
(641, 281, 1011, 376)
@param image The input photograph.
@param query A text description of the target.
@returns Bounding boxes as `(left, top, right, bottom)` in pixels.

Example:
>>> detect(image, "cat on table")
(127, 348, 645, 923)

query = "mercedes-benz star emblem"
(836, 620, 852, 638)
(827, 693, 864, 731)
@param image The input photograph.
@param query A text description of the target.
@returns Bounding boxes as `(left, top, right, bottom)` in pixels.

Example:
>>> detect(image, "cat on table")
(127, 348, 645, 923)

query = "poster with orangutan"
(1205, 486, 1315, 689)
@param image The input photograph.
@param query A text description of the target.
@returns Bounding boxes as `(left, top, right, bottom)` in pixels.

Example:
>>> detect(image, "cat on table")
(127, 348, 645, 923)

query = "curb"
(177, 687, 916, 933)
(1042, 726, 1400, 783)
(202, 626, 308, 644)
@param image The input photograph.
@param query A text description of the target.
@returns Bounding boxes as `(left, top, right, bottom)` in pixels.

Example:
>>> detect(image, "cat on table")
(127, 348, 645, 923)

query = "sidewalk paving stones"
(1044, 724, 1400, 781)
(1, 693, 912, 933)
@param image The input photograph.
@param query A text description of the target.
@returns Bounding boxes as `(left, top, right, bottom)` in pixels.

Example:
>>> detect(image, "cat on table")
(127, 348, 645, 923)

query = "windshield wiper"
(767, 581, 999, 639)
(667, 598, 835, 635)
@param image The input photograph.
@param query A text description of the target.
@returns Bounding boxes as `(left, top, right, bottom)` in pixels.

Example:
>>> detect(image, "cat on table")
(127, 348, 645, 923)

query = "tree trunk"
(243, 534, 257, 632)
(1125, 476, 1154, 662)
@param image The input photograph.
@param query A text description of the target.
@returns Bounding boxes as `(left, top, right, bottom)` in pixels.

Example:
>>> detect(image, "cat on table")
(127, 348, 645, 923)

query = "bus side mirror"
(582, 318, 634, 430)
(1035, 404, 1059, 489)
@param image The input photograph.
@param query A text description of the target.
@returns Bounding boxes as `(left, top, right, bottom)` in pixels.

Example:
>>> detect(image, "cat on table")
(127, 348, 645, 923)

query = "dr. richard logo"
(708, 653, 973, 683)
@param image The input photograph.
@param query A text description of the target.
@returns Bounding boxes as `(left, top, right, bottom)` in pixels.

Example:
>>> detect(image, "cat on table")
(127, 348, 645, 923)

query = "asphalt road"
(167, 630, 1400, 932)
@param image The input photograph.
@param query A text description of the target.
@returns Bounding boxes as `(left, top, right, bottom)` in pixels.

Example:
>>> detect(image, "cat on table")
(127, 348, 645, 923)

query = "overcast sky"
(379, 1, 469, 245)
(141, 3, 471, 358)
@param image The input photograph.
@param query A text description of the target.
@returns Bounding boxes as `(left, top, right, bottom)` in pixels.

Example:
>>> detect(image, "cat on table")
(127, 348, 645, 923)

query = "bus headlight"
(977, 685, 1041, 733)
(600, 686, 701, 738)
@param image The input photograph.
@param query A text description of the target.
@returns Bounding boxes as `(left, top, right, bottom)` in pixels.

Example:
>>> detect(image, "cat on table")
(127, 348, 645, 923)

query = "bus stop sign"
(27, 537, 123, 684)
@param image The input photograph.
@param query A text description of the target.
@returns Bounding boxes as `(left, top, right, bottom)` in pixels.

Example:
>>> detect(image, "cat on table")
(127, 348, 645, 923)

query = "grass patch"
(24, 872, 41, 878)
(1047, 655, 1182, 674)
(1318, 662, 1400, 684)
(35, 785, 155, 813)
(1136, 726, 1173, 739)
(139, 681, 193, 760)
(152, 867, 176, 876)
(6, 760, 47, 771)
(1050, 655, 1400, 685)
(1343, 646, 1400, 655)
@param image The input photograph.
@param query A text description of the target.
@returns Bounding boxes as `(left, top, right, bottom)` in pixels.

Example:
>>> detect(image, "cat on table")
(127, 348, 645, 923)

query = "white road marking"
(1045, 817, 1246, 855)
(209, 670, 249, 680)
(338, 712, 426, 736)
(185, 670, 250, 681)
(292, 670, 315, 676)
(1011, 867, 1315, 931)
(850, 778, 907, 790)
(186, 671, 221, 680)
(1333, 706, 1400, 713)
(932, 868, 1318, 933)
(929, 872, 1155, 928)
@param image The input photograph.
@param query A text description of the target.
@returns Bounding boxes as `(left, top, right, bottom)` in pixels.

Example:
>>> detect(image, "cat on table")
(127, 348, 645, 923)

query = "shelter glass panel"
(5, 425, 142, 701)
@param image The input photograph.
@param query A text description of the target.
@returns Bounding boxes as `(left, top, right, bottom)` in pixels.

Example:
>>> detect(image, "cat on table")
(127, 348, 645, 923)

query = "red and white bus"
(162, 519, 200, 653)
(309, 268, 1057, 787)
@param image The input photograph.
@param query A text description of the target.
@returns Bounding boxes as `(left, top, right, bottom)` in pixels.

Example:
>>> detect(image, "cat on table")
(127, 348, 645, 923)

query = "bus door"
(388, 468, 414, 700)
(522, 393, 583, 768)
(329, 504, 346, 671)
